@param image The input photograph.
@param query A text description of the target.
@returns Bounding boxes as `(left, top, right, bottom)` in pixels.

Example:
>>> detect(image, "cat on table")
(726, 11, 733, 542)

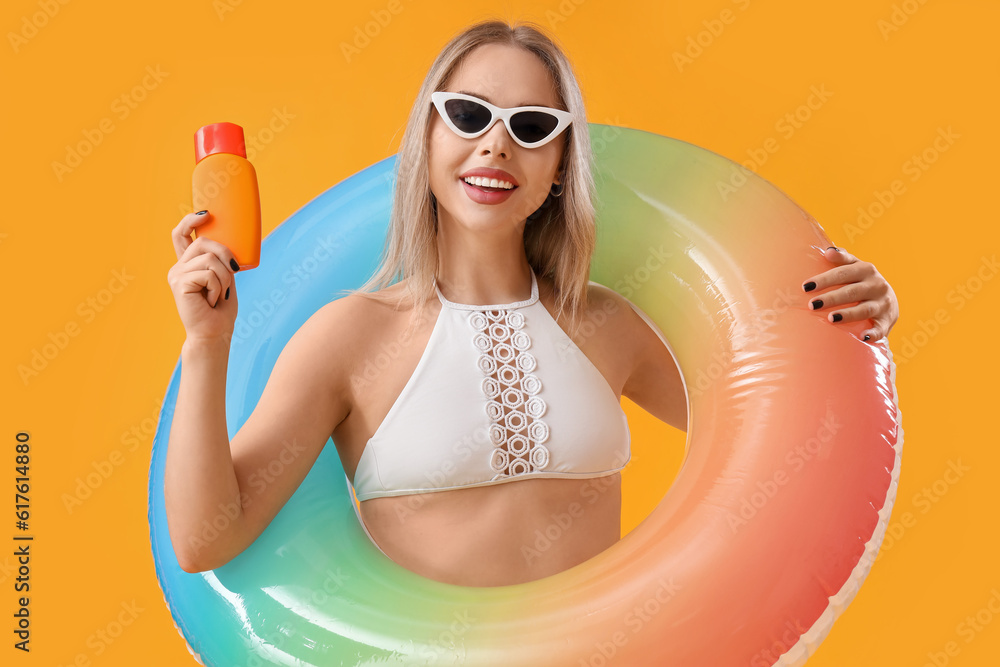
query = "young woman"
(164, 20, 899, 587)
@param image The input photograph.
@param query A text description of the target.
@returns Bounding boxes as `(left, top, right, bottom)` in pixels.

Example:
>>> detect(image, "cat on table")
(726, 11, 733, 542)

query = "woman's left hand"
(800, 246, 899, 343)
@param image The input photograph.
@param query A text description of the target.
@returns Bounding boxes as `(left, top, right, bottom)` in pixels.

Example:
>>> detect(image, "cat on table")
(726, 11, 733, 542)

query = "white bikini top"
(347, 268, 631, 501)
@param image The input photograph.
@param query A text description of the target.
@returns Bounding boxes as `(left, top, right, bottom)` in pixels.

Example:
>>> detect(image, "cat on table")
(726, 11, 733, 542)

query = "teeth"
(463, 176, 515, 190)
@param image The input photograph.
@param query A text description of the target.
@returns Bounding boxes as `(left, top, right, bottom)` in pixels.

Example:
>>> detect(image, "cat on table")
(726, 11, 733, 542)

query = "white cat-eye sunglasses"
(430, 91, 573, 149)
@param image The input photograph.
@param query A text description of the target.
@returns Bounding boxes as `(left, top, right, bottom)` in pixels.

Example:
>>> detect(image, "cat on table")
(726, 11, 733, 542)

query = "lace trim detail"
(468, 308, 550, 480)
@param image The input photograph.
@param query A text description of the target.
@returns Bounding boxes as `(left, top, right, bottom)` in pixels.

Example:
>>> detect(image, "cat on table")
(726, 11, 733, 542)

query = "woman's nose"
(478, 119, 513, 157)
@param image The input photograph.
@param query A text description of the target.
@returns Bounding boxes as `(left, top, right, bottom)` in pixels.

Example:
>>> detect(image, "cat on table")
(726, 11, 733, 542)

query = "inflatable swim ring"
(148, 125, 903, 666)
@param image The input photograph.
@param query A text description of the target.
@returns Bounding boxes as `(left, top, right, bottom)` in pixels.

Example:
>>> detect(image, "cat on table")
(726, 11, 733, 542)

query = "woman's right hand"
(167, 210, 240, 343)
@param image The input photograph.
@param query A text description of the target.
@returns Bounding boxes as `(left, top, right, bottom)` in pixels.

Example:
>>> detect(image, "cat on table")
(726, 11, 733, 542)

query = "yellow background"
(2, 0, 997, 665)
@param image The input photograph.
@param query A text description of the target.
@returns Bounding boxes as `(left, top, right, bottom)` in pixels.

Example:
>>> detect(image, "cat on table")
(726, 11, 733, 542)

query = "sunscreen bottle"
(192, 122, 261, 269)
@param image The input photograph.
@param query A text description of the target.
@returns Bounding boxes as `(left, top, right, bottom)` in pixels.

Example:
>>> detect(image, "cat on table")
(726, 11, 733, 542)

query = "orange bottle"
(191, 122, 261, 269)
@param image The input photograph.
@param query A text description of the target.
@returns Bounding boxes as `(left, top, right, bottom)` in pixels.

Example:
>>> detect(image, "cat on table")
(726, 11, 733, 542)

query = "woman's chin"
(439, 205, 531, 233)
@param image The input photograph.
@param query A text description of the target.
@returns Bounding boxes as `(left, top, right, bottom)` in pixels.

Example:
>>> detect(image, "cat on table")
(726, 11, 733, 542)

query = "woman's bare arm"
(164, 298, 356, 572)
(614, 292, 688, 432)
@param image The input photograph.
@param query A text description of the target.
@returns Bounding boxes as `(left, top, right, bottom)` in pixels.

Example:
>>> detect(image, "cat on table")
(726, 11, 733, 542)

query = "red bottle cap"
(194, 122, 247, 163)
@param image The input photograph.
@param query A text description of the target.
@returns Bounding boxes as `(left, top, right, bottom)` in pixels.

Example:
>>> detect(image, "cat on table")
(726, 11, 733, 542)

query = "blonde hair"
(348, 18, 597, 337)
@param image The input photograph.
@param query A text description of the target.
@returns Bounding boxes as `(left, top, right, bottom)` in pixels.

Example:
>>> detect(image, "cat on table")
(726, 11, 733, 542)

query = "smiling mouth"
(460, 177, 518, 192)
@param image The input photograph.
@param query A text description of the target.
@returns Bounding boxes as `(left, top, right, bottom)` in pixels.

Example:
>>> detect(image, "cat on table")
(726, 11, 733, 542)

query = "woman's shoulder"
(535, 275, 636, 343)
(283, 281, 427, 397)
(309, 281, 418, 336)
(309, 279, 436, 351)
(584, 280, 627, 312)
(571, 279, 666, 361)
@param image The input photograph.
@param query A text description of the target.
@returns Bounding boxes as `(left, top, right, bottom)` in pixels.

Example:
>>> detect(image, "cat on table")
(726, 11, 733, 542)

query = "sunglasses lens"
(510, 111, 559, 145)
(439, 95, 564, 146)
(443, 98, 491, 134)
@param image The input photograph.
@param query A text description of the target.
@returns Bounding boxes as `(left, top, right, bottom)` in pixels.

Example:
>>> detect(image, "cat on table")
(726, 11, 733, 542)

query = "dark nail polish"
(832, 313, 842, 322)
(827, 245, 840, 252)
(225, 287, 230, 300)
(230, 258, 240, 272)
(811, 299, 823, 309)
(196, 210, 208, 215)
(863, 334, 871, 341)
(803, 281, 816, 292)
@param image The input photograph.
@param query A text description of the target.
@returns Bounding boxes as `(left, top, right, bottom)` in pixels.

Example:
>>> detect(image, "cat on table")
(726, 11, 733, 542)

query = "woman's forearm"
(164, 336, 247, 572)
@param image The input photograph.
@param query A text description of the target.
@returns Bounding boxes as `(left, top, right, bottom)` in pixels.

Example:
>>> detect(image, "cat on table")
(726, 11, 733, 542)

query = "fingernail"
(225, 287, 230, 300)
(196, 210, 208, 215)
(811, 299, 823, 309)
(803, 281, 816, 292)
(230, 258, 240, 272)
(863, 334, 871, 341)
(827, 245, 841, 252)
(832, 313, 842, 322)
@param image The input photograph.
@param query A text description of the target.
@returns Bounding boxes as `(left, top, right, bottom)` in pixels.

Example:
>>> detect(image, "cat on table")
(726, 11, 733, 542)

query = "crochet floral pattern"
(468, 308, 550, 479)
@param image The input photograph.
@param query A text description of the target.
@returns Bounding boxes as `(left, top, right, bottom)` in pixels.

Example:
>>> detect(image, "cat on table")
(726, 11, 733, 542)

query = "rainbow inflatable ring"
(148, 125, 903, 666)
